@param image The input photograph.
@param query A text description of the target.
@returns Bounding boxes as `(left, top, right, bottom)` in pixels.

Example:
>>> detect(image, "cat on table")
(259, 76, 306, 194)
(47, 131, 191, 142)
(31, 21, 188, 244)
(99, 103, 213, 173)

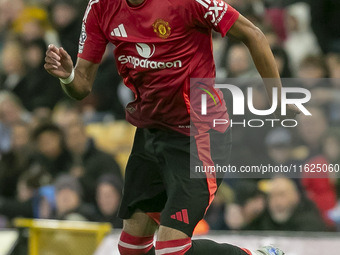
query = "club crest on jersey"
(152, 19, 171, 39)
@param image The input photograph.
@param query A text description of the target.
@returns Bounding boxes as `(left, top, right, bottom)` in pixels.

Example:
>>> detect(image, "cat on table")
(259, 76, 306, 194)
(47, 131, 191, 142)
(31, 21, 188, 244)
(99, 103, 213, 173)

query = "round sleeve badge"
(153, 19, 171, 39)
(78, 23, 87, 53)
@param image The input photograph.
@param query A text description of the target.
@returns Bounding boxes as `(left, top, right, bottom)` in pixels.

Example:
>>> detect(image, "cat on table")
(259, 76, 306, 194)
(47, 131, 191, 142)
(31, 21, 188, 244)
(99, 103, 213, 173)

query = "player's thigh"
(160, 175, 212, 237)
(152, 131, 208, 237)
(123, 210, 159, 237)
(119, 128, 167, 224)
(156, 128, 231, 237)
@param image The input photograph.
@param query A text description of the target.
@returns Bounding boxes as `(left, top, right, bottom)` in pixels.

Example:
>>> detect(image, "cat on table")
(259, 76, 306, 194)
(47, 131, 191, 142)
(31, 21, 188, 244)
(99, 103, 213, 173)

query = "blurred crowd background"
(0, 0, 340, 237)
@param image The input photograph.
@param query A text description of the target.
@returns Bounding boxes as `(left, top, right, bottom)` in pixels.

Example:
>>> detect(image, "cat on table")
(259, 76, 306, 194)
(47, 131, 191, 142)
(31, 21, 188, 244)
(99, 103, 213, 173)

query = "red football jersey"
(78, 0, 239, 135)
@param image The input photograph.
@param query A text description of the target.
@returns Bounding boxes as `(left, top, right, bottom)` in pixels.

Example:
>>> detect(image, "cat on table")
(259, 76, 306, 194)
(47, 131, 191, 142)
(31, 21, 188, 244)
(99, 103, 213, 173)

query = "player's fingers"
(291, 105, 301, 114)
(59, 47, 70, 59)
(286, 107, 301, 119)
(46, 50, 61, 61)
(47, 44, 60, 55)
(294, 110, 301, 115)
(44, 63, 59, 71)
(45, 56, 61, 66)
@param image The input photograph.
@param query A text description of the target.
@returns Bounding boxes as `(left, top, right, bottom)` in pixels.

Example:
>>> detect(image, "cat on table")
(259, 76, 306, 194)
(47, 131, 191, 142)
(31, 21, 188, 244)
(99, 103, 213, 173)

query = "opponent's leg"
(119, 210, 158, 255)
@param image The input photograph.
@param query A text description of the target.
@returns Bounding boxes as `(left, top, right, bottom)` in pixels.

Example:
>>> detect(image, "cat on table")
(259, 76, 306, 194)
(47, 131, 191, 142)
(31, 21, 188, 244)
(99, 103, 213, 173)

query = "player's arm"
(227, 14, 300, 117)
(228, 15, 279, 86)
(44, 44, 99, 100)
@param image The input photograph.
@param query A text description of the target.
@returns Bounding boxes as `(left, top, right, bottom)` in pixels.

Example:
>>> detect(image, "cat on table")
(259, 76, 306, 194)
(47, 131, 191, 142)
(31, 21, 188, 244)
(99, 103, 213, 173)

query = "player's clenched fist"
(274, 104, 301, 121)
(44, 44, 73, 80)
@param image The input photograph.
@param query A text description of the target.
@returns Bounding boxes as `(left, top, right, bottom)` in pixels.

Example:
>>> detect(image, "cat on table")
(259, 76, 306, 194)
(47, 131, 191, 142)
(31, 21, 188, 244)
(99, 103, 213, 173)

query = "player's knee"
(118, 231, 154, 255)
(123, 211, 158, 237)
(157, 225, 188, 241)
(155, 226, 191, 255)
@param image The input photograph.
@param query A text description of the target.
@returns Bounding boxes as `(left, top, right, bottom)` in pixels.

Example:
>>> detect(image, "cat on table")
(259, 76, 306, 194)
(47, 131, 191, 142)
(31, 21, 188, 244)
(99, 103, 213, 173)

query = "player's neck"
(127, 0, 145, 6)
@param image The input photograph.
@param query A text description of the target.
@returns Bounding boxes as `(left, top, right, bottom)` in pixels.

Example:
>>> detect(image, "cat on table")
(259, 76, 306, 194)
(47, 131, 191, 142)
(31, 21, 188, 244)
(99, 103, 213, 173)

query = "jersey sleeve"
(77, 0, 108, 63)
(190, 0, 239, 37)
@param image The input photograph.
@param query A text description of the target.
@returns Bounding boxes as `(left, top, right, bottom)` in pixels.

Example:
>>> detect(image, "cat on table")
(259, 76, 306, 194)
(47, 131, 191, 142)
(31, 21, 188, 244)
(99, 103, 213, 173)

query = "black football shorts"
(118, 127, 232, 237)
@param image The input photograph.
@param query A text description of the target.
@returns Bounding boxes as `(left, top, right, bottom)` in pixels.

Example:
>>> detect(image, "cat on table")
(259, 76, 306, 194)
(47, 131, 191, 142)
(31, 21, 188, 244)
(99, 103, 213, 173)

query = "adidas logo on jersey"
(111, 24, 127, 38)
(170, 209, 189, 224)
